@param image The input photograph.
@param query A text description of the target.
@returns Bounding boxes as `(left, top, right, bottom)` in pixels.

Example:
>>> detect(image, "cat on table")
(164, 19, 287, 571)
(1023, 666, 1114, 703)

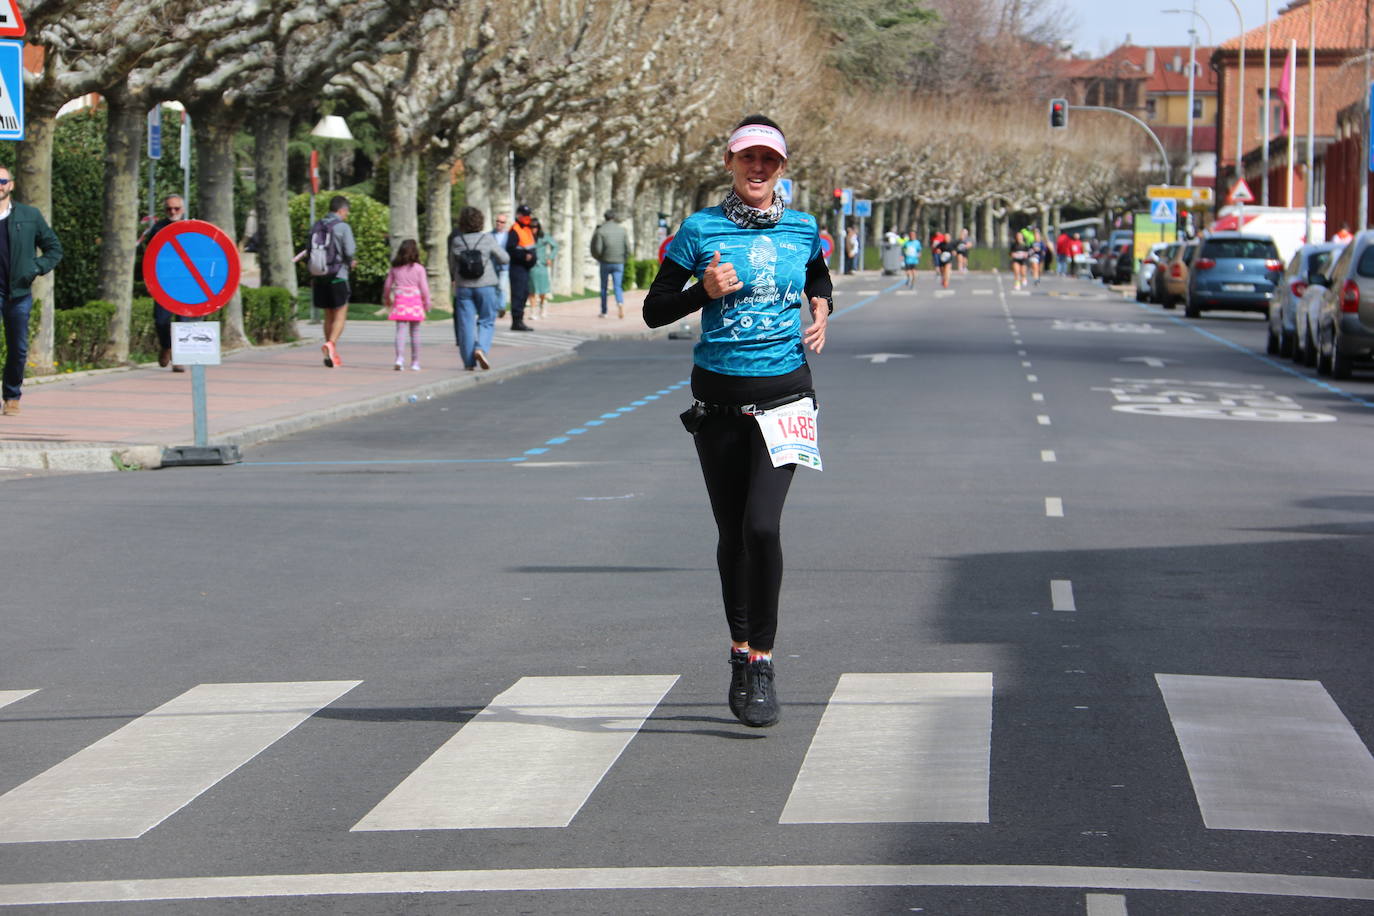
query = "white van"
(1209, 206, 1326, 263)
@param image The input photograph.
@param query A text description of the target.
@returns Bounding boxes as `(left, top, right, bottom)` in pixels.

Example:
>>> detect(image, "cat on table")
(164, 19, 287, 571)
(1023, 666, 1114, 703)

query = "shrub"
(54, 300, 116, 368)
(288, 192, 390, 304)
(130, 297, 158, 361)
(623, 258, 657, 290)
(241, 286, 297, 343)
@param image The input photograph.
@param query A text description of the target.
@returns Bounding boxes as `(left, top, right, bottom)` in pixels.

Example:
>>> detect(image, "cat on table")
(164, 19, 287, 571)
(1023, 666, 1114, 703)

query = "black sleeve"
(643, 257, 710, 328)
(804, 254, 833, 313)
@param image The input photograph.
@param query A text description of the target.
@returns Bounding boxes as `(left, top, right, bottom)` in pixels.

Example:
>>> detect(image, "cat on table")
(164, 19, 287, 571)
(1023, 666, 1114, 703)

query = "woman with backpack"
(449, 206, 509, 371)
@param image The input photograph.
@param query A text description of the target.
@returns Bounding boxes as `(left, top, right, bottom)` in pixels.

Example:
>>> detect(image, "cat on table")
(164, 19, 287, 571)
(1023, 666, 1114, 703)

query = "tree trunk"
(424, 149, 453, 309)
(952, 202, 965, 242)
(17, 114, 55, 373)
(981, 201, 994, 249)
(549, 156, 573, 296)
(97, 88, 144, 364)
(619, 164, 644, 259)
(252, 110, 296, 298)
(194, 112, 247, 349)
(576, 163, 599, 294)
(388, 146, 419, 256)
(464, 145, 491, 221)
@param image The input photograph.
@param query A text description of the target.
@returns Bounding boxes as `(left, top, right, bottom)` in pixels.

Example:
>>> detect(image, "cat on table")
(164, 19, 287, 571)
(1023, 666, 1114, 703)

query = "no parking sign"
(142, 220, 240, 318)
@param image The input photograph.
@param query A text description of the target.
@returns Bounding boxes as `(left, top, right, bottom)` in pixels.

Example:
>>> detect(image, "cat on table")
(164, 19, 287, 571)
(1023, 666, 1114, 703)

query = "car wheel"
(1266, 325, 1279, 354)
(1304, 326, 1319, 367)
(1135, 289, 1146, 303)
(1317, 331, 1333, 375)
(1278, 328, 1294, 359)
(1331, 334, 1354, 380)
(1162, 294, 1177, 310)
(1184, 297, 1200, 318)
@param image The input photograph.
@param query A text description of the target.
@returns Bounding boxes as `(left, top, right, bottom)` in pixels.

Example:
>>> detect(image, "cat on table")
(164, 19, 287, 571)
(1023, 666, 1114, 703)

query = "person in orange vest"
(1333, 222, 1353, 243)
(505, 205, 538, 331)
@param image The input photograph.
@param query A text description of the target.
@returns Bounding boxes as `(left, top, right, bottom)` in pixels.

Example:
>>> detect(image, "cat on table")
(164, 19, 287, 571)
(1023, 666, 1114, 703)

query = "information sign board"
(171, 322, 221, 366)
(0, 40, 23, 140)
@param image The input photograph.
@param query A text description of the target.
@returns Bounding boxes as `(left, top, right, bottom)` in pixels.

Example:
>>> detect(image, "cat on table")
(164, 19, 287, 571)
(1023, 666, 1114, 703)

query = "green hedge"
(624, 258, 657, 289)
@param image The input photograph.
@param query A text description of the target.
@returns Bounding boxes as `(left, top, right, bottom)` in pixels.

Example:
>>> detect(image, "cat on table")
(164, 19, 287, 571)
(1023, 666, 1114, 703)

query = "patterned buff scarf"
(721, 187, 785, 229)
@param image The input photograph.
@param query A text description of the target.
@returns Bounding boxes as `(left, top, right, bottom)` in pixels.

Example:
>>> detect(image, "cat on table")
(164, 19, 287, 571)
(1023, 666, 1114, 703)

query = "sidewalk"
(0, 288, 657, 471)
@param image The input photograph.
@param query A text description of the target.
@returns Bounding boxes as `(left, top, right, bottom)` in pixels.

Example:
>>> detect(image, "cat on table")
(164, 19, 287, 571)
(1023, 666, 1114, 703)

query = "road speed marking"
(1096, 378, 1336, 423)
(1053, 319, 1163, 335)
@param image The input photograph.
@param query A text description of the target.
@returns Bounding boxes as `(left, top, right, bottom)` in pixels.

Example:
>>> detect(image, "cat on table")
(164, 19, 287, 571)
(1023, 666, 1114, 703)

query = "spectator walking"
(311, 195, 357, 368)
(643, 114, 832, 729)
(901, 230, 922, 288)
(591, 209, 629, 319)
(529, 218, 558, 320)
(1055, 230, 1072, 276)
(956, 228, 972, 273)
(139, 194, 187, 372)
(1333, 222, 1353, 243)
(1068, 232, 1084, 278)
(0, 165, 63, 417)
(490, 211, 510, 318)
(843, 225, 859, 274)
(505, 204, 537, 331)
(383, 239, 431, 371)
(450, 206, 508, 371)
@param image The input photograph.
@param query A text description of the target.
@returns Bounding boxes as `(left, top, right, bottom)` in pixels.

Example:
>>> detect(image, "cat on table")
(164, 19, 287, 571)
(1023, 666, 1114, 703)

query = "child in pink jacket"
(383, 239, 431, 370)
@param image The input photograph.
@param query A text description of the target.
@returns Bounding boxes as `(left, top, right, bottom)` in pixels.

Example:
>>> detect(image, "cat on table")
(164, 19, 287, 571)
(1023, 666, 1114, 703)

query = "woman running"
(643, 115, 832, 728)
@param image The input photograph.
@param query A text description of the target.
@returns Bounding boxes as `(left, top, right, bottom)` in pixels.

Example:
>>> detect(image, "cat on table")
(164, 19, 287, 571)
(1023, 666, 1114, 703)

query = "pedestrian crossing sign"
(0, 40, 22, 141)
(1150, 198, 1177, 224)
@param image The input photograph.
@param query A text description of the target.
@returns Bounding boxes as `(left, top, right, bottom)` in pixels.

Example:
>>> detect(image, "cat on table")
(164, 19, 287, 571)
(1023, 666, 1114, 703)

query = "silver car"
(1315, 230, 1374, 379)
(1269, 242, 1344, 359)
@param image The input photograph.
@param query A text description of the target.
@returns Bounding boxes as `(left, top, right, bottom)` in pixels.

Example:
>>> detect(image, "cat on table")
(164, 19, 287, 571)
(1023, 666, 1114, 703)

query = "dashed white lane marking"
(0, 681, 361, 843)
(1051, 580, 1076, 612)
(1021, 361, 1032, 368)
(3, 863, 1374, 906)
(1045, 498, 1064, 518)
(1026, 374, 1038, 383)
(0, 690, 37, 711)
(1032, 393, 1044, 402)
(1157, 675, 1374, 836)
(1041, 450, 1057, 462)
(781, 673, 993, 824)
(353, 675, 678, 831)
(1086, 894, 1129, 915)
(1017, 350, 1027, 356)
(1036, 415, 1051, 426)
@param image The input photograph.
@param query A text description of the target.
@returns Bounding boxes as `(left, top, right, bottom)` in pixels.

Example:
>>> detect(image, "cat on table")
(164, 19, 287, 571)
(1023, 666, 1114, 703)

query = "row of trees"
(19, 0, 1145, 370)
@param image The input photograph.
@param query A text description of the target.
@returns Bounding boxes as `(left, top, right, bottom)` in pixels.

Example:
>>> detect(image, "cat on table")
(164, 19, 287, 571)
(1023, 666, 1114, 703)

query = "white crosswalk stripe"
(780, 673, 993, 824)
(0, 690, 37, 711)
(2, 674, 1373, 842)
(353, 675, 677, 831)
(0, 681, 360, 843)
(1157, 674, 1374, 836)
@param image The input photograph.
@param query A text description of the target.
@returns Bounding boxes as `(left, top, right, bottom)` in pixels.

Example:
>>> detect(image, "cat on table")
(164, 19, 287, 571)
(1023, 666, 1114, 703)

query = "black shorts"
(312, 278, 350, 310)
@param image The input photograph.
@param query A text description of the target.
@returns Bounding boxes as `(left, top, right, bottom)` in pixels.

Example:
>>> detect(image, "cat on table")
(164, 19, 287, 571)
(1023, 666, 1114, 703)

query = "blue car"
(1185, 232, 1283, 319)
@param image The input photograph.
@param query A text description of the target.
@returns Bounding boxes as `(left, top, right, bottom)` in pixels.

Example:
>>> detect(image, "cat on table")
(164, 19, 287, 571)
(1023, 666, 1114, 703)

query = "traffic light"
(833, 188, 843, 211)
(1049, 98, 1068, 129)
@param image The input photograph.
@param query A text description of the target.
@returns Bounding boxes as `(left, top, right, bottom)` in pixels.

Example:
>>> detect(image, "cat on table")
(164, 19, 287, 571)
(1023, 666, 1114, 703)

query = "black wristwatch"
(824, 296, 833, 315)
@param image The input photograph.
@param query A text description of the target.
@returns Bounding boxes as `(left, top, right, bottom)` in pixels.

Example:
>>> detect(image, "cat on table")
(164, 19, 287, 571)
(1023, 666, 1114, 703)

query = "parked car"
(1148, 243, 1181, 304)
(1270, 242, 1344, 358)
(1314, 230, 1374, 379)
(1184, 233, 1282, 318)
(1135, 243, 1171, 302)
(1294, 278, 1333, 369)
(1161, 241, 1199, 309)
(1101, 239, 1135, 285)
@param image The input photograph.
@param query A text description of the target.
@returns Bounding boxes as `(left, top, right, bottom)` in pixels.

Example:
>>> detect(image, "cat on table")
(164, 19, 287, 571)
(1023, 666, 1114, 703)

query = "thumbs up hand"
(702, 249, 743, 299)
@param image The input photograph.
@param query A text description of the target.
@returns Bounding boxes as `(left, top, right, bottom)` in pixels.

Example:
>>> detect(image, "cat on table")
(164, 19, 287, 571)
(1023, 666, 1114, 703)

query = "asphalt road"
(2, 270, 1373, 914)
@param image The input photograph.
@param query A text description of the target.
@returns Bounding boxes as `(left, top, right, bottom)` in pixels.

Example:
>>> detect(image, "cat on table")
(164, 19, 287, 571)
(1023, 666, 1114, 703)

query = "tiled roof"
(1068, 44, 1219, 92)
(1218, 0, 1366, 51)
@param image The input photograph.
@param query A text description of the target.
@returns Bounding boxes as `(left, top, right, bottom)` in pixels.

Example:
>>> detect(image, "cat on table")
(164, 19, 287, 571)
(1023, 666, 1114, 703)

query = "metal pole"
(1362, 0, 1371, 229)
(1304, 2, 1316, 241)
(182, 113, 191, 218)
(191, 364, 208, 448)
(1069, 105, 1173, 185)
(1219, 0, 1246, 201)
(1186, 3, 1197, 188)
(1263, 0, 1271, 205)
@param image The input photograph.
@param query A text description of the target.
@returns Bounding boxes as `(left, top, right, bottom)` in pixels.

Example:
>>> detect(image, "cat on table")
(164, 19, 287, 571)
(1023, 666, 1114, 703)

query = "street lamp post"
(1214, 0, 1247, 202)
(1186, 0, 1198, 188)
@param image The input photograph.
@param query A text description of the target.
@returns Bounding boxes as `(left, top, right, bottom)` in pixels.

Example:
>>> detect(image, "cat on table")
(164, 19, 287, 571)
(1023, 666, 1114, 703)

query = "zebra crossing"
(2, 672, 1373, 844)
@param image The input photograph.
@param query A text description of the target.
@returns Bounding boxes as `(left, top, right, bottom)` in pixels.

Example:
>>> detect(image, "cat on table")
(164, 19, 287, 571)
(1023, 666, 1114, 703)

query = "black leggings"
(690, 365, 810, 652)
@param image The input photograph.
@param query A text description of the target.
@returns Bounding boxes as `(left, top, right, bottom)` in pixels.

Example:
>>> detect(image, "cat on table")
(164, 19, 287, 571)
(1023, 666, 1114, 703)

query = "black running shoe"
(741, 657, 779, 727)
(728, 652, 749, 721)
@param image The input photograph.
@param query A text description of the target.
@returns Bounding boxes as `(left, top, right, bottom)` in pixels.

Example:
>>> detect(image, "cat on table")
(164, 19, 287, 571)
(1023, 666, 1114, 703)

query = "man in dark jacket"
(138, 194, 186, 371)
(0, 166, 63, 416)
(591, 209, 629, 318)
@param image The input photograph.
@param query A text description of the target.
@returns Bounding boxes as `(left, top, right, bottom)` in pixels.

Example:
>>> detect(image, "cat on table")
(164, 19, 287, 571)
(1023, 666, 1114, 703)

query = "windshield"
(1359, 247, 1374, 279)
(1201, 238, 1279, 260)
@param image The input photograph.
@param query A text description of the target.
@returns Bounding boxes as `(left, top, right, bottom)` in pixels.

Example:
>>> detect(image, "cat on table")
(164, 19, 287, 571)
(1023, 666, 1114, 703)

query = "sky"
(1062, 0, 1281, 56)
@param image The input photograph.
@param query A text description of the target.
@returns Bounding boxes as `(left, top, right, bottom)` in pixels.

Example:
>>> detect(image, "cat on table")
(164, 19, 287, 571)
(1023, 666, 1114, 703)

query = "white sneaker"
(410, 364, 421, 371)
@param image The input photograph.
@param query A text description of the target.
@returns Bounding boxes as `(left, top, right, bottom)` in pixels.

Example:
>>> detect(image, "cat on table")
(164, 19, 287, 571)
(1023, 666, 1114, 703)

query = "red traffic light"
(1049, 98, 1068, 129)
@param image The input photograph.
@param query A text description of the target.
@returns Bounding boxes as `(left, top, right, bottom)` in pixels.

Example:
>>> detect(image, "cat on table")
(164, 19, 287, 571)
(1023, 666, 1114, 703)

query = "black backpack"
(454, 233, 485, 280)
